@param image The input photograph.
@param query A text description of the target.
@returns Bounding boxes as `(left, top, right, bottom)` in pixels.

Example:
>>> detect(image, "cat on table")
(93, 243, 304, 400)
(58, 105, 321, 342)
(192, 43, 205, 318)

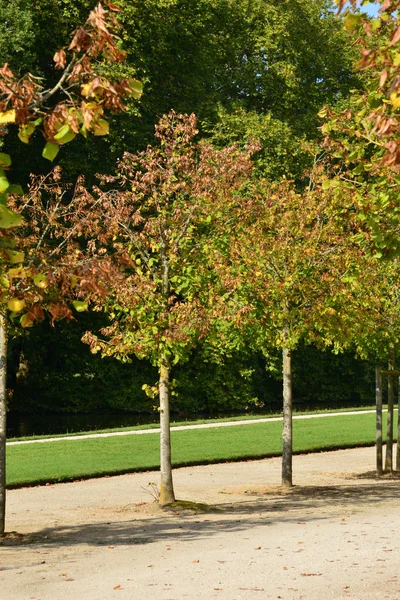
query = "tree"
(319, 0, 400, 255)
(73, 112, 254, 504)
(318, 0, 400, 473)
(209, 177, 365, 487)
(0, 2, 142, 536)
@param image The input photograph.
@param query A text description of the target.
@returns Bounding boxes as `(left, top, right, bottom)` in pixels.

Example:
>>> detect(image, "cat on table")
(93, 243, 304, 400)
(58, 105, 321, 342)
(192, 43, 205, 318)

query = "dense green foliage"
(9, 320, 375, 416)
(1, 0, 358, 184)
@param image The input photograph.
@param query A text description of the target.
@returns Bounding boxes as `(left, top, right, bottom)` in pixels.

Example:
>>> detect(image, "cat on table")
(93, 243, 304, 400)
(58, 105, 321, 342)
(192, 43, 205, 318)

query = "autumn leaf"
(53, 50, 67, 69)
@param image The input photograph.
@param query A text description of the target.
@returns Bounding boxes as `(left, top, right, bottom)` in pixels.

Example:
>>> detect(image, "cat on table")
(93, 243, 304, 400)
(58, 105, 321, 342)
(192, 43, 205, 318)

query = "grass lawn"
(8, 405, 377, 442)
(6, 410, 387, 488)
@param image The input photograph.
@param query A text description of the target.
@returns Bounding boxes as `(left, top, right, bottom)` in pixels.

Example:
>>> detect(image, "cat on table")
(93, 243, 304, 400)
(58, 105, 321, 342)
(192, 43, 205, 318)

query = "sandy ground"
(2, 446, 400, 600)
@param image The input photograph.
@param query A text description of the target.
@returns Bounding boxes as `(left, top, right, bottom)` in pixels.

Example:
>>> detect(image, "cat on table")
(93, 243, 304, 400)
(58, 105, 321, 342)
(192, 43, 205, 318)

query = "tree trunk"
(0, 315, 7, 534)
(397, 376, 400, 472)
(385, 354, 395, 473)
(282, 346, 293, 488)
(376, 365, 383, 476)
(159, 357, 175, 505)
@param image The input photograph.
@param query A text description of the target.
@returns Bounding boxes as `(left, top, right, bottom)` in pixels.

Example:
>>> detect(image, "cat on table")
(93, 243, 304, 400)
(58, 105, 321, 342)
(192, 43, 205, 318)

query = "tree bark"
(282, 345, 293, 488)
(385, 354, 395, 473)
(397, 376, 400, 472)
(0, 314, 7, 534)
(376, 365, 383, 476)
(159, 356, 175, 505)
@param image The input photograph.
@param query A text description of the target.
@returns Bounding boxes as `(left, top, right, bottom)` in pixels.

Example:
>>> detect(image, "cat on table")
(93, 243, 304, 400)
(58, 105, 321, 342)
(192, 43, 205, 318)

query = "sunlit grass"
(6, 410, 386, 487)
(8, 404, 377, 442)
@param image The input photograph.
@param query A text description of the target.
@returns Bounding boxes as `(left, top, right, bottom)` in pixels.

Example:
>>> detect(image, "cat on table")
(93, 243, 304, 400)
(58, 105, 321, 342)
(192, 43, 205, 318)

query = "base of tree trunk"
(281, 479, 293, 489)
(159, 484, 176, 505)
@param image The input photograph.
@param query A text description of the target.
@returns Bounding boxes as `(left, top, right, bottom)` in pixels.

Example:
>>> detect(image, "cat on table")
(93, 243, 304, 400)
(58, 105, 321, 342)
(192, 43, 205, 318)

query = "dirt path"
(2, 446, 400, 599)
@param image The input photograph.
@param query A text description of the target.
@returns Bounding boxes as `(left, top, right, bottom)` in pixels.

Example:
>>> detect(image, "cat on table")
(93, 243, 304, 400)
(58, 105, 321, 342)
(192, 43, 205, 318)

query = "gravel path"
(2, 445, 400, 599)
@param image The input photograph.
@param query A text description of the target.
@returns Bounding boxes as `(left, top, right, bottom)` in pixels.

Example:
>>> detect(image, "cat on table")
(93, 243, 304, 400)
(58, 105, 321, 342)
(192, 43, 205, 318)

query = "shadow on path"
(3, 475, 400, 549)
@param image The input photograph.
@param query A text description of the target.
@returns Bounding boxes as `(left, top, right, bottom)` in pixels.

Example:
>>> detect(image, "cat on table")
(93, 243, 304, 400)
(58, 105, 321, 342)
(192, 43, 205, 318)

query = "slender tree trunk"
(282, 345, 293, 488)
(159, 357, 175, 505)
(376, 365, 383, 476)
(397, 376, 400, 471)
(0, 315, 7, 534)
(385, 353, 395, 473)
(158, 238, 175, 505)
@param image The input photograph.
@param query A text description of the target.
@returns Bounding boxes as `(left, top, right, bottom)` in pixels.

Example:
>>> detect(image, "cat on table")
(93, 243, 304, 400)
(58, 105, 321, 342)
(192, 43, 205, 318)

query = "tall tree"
(72, 112, 254, 504)
(0, 2, 142, 536)
(209, 178, 364, 486)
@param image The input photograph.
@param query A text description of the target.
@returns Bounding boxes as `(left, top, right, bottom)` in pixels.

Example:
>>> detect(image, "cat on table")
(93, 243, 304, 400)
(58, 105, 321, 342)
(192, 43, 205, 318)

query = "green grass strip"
(6, 411, 386, 488)
(8, 405, 378, 442)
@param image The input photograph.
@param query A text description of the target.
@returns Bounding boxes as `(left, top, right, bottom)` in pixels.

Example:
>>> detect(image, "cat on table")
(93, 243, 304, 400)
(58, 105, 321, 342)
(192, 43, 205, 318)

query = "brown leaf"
(390, 25, 400, 47)
(113, 584, 122, 590)
(379, 69, 389, 88)
(105, 1, 122, 10)
(53, 50, 67, 70)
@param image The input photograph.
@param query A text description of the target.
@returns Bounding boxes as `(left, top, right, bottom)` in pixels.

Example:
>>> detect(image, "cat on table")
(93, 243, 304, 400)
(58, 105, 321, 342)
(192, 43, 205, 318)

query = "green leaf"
(322, 180, 331, 190)
(42, 142, 60, 162)
(92, 119, 109, 136)
(73, 300, 88, 312)
(5, 249, 24, 263)
(54, 124, 76, 144)
(130, 79, 143, 99)
(0, 153, 11, 167)
(344, 13, 361, 32)
(7, 184, 24, 196)
(18, 123, 35, 144)
(0, 170, 10, 193)
(0, 204, 22, 228)
(371, 18, 381, 32)
(33, 274, 48, 288)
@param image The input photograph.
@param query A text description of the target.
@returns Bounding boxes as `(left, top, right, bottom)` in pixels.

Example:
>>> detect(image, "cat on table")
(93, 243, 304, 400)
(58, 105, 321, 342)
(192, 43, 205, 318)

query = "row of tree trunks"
(376, 359, 400, 476)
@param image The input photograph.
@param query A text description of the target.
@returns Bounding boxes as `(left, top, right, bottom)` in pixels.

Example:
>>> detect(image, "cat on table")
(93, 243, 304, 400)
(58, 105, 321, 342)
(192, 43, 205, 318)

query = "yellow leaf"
(8, 266, 29, 279)
(81, 82, 93, 96)
(0, 110, 16, 124)
(7, 297, 25, 312)
(390, 92, 400, 108)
